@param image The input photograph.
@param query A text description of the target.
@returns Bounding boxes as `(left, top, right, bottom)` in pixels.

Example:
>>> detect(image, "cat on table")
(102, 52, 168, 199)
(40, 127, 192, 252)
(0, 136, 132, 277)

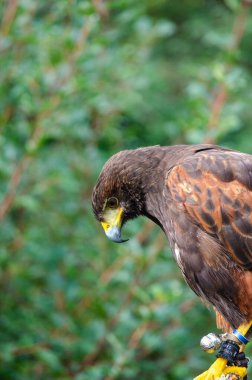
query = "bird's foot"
(195, 334, 250, 380)
(194, 357, 247, 380)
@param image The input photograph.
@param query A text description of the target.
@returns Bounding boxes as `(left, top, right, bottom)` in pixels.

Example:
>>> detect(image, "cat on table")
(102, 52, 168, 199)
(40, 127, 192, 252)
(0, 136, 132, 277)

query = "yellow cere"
(101, 207, 123, 232)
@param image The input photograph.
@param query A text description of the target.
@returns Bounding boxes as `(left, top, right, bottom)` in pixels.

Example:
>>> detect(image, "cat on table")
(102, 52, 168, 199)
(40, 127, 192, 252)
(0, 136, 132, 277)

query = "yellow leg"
(194, 360, 247, 380)
(195, 358, 228, 380)
(194, 321, 252, 380)
(237, 322, 252, 337)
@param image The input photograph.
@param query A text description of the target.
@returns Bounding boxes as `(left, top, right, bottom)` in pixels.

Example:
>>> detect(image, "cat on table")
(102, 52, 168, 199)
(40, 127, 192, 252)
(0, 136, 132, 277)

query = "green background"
(0, 0, 252, 379)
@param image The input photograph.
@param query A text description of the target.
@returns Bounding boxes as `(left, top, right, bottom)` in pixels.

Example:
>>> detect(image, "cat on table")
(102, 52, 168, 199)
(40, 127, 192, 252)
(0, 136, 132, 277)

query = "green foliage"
(0, 0, 252, 379)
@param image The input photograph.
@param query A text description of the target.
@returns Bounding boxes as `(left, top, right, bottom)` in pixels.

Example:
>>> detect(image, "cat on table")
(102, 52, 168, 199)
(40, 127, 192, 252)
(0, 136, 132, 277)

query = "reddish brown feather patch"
(167, 154, 252, 269)
(214, 309, 232, 332)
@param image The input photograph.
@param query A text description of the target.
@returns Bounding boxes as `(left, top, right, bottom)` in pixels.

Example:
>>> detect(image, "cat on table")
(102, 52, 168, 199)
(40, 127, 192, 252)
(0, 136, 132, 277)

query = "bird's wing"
(167, 149, 252, 270)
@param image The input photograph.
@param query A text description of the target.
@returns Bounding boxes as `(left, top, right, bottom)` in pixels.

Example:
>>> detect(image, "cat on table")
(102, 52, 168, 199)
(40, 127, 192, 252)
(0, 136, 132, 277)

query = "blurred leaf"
(0, 1, 252, 379)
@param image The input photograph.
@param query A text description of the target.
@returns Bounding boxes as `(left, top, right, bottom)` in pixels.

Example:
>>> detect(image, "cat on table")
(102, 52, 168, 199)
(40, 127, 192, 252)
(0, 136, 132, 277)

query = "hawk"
(92, 144, 252, 379)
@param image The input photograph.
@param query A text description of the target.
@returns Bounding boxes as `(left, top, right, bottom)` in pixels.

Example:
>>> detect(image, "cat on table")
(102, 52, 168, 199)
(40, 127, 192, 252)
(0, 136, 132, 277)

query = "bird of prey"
(92, 144, 252, 379)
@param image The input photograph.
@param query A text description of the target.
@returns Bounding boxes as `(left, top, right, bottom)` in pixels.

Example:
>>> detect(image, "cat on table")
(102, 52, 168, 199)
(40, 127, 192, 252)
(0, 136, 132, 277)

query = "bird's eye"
(107, 197, 119, 209)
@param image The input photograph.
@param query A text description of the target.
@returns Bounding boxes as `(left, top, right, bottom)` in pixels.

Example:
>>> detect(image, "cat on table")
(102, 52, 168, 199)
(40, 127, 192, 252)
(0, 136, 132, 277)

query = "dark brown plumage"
(92, 144, 252, 332)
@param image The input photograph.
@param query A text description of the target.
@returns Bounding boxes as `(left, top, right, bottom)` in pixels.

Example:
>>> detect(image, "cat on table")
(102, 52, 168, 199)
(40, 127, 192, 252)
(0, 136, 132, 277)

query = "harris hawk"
(92, 144, 252, 379)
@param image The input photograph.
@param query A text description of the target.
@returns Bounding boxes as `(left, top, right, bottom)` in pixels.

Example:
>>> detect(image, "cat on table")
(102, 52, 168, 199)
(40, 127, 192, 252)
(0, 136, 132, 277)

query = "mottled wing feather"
(167, 151, 252, 270)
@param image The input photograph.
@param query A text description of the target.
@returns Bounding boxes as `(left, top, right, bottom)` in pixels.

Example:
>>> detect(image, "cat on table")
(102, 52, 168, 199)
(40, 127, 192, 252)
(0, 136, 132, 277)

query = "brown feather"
(167, 151, 252, 269)
(166, 149, 252, 329)
(92, 144, 252, 330)
(214, 308, 232, 332)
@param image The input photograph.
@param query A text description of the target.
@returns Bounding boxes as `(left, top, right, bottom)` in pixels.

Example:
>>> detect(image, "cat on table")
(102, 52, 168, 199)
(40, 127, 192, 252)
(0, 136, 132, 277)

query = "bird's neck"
(121, 147, 173, 225)
(124, 145, 202, 227)
(132, 145, 189, 227)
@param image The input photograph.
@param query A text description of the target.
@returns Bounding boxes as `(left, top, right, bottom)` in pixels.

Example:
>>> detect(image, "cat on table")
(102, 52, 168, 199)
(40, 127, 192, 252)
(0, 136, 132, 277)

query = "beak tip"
(117, 238, 129, 244)
(105, 226, 128, 243)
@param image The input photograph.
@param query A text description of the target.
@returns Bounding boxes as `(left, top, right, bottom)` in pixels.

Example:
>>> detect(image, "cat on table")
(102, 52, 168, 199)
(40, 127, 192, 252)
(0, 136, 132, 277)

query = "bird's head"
(92, 150, 148, 243)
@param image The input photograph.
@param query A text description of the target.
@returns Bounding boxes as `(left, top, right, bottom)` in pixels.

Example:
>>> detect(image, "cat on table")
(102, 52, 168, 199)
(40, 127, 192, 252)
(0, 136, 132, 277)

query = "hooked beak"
(101, 207, 128, 243)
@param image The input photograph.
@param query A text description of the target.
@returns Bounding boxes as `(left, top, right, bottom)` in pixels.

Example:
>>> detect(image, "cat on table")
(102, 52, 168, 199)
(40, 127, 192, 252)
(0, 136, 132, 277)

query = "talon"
(224, 373, 241, 380)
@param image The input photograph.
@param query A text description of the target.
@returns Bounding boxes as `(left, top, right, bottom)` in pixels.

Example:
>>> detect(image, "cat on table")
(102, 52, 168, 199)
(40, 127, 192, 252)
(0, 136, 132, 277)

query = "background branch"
(204, 1, 252, 143)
